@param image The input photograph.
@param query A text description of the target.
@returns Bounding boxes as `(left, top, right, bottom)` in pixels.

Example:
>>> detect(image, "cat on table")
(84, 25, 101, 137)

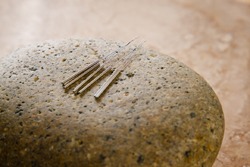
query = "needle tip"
(94, 94, 100, 98)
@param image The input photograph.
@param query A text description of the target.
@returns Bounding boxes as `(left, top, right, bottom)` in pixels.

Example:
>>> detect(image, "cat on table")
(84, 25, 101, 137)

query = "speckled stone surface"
(0, 39, 224, 167)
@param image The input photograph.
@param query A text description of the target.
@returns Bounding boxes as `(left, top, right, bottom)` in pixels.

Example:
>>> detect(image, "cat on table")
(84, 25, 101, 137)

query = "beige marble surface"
(0, 0, 249, 166)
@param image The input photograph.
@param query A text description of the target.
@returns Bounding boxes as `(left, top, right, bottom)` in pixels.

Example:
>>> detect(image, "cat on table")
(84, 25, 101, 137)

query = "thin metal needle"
(78, 67, 112, 94)
(94, 69, 121, 98)
(94, 42, 144, 98)
(103, 37, 138, 61)
(74, 40, 137, 93)
(62, 38, 136, 87)
(93, 57, 133, 98)
(73, 65, 104, 94)
(63, 62, 100, 89)
(62, 60, 99, 86)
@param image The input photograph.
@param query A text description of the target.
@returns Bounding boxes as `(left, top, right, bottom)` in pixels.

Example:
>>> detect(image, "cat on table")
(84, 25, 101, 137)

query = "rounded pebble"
(0, 39, 224, 167)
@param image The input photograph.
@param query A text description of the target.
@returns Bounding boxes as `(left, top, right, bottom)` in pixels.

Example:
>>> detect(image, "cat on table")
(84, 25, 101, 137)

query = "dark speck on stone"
(137, 155, 144, 164)
(184, 150, 192, 158)
(126, 72, 134, 78)
(156, 86, 161, 90)
(190, 112, 196, 118)
(99, 154, 106, 162)
(105, 135, 114, 141)
(146, 141, 152, 145)
(29, 67, 37, 71)
(132, 99, 138, 103)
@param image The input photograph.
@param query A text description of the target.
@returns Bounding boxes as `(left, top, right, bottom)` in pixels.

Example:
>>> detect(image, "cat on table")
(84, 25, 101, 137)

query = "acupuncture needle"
(78, 67, 112, 94)
(61, 60, 99, 86)
(74, 42, 139, 94)
(62, 38, 137, 88)
(93, 50, 137, 98)
(103, 37, 138, 62)
(63, 62, 100, 89)
(72, 40, 138, 94)
(94, 43, 144, 98)
(73, 65, 103, 94)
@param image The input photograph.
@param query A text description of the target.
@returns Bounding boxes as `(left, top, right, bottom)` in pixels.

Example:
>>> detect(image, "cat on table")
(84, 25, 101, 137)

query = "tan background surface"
(0, 0, 249, 166)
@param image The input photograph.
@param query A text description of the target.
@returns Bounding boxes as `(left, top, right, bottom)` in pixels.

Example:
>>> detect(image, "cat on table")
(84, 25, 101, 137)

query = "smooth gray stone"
(0, 39, 224, 167)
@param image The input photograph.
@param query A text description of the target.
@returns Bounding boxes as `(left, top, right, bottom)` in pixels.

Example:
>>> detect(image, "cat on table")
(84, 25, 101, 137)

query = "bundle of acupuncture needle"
(61, 39, 143, 98)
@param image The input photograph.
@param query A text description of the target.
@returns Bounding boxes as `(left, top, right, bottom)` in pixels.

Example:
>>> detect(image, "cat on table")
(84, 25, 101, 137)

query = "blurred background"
(0, 0, 249, 166)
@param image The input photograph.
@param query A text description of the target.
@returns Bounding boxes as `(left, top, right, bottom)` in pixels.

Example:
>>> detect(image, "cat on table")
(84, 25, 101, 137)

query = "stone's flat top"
(0, 39, 224, 167)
